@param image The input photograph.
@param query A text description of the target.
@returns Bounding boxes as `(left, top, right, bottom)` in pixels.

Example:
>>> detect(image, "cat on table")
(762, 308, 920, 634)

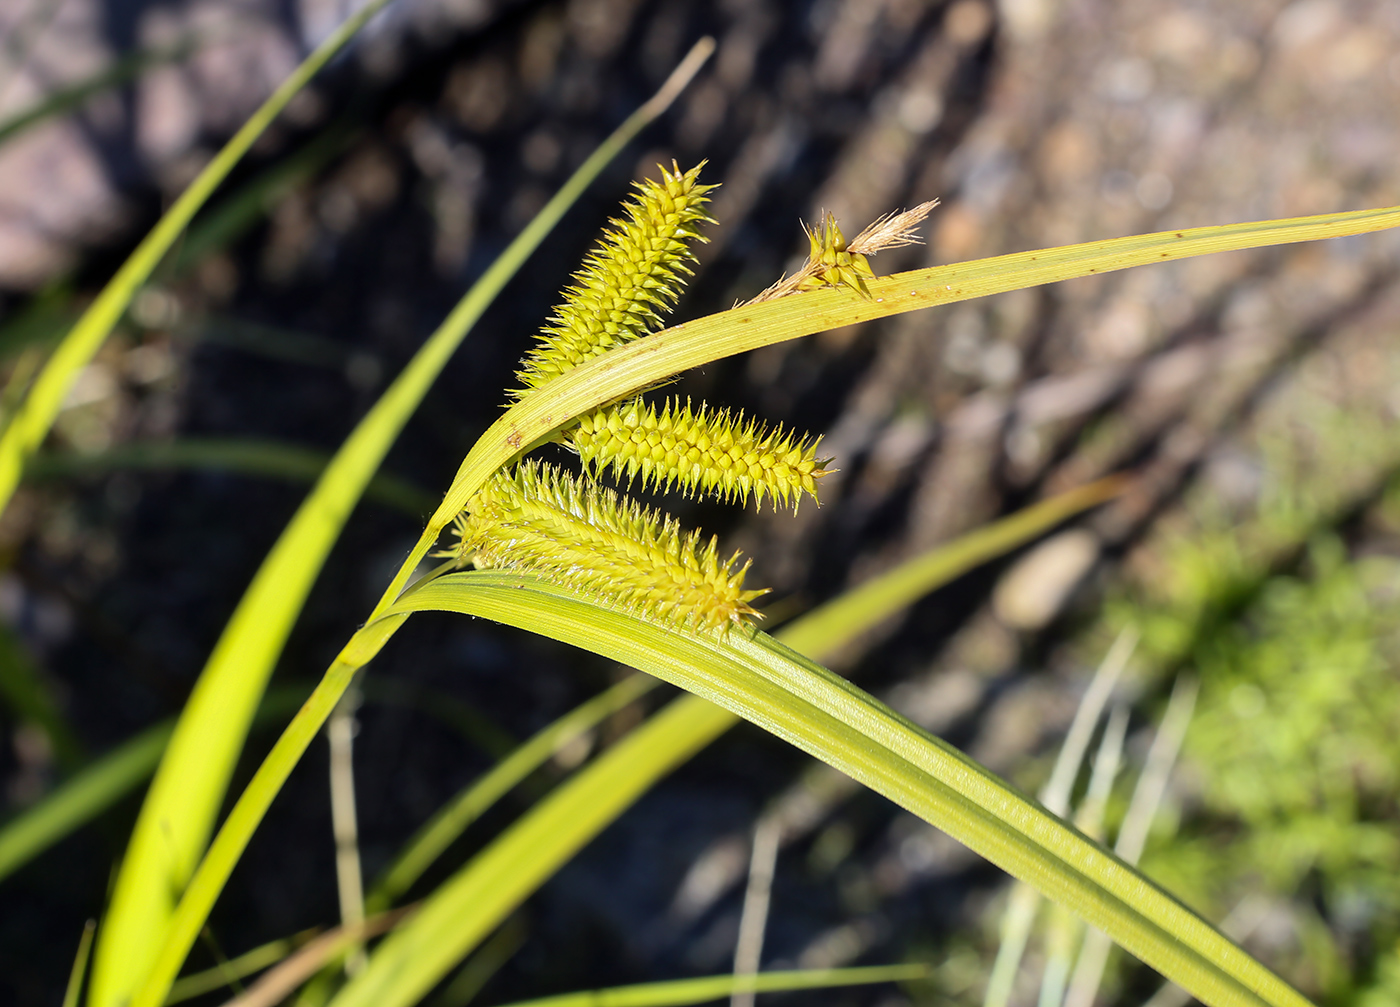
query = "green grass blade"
(0, 41, 196, 148)
(63, 920, 96, 1007)
(367, 673, 657, 912)
(983, 628, 1138, 1007)
(341, 573, 1308, 1007)
(270, 478, 1118, 1006)
(0, 282, 75, 361)
(1063, 675, 1199, 1007)
(162, 125, 356, 278)
(427, 205, 1400, 547)
(28, 439, 435, 517)
(350, 690, 727, 1003)
(0, 0, 393, 517)
(179, 316, 362, 369)
(196, 906, 413, 1007)
(165, 929, 320, 1005)
(118, 45, 716, 1007)
(360, 678, 517, 758)
(430, 915, 527, 1007)
(0, 721, 171, 883)
(488, 964, 929, 1007)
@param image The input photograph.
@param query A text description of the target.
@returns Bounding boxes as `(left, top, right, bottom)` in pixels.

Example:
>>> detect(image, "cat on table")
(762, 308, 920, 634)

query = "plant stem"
(328, 683, 368, 976)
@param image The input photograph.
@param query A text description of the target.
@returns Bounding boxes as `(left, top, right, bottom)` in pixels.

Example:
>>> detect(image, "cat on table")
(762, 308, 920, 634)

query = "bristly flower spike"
(447, 461, 767, 633)
(568, 396, 831, 512)
(512, 161, 717, 398)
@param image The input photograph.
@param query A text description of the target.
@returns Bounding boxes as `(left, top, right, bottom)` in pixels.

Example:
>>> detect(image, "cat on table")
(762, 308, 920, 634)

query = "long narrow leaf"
(176, 474, 1121, 1007)
(344, 484, 1120, 997)
(166, 929, 320, 1005)
(338, 573, 1307, 1007)
(984, 628, 1138, 1007)
(14, 4, 400, 987)
(777, 476, 1127, 656)
(162, 126, 356, 277)
(429, 915, 527, 1007)
(410, 205, 1400, 593)
(0, 41, 197, 148)
(489, 964, 929, 1007)
(27, 439, 435, 517)
(63, 920, 96, 1007)
(122, 44, 716, 1007)
(1064, 676, 1199, 1007)
(0, 622, 84, 768)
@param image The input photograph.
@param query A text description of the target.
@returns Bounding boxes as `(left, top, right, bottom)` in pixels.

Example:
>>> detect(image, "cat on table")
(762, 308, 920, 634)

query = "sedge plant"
(15, 37, 1400, 1001)
(115, 149, 1400, 1007)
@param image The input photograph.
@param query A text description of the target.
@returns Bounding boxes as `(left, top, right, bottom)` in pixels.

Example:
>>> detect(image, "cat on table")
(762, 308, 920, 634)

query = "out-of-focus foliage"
(1147, 535, 1400, 996)
(1075, 348, 1400, 1004)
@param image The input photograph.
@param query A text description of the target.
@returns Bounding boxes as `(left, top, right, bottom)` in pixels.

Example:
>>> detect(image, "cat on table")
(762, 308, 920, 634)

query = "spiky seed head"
(569, 396, 830, 512)
(447, 461, 767, 633)
(512, 162, 717, 399)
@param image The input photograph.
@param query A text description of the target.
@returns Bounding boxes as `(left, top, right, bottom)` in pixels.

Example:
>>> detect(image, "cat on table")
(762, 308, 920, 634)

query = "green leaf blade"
(438, 206, 1400, 527)
(778, 475, 1128, 656)
(27, 438, 435, 516)
(490, 963, 929, 1007)
(327, 687, 739, 1007)
(337, 572, 1308, 1007)
(25, 4, 399, 992)
(318, 479, 1125, 1007)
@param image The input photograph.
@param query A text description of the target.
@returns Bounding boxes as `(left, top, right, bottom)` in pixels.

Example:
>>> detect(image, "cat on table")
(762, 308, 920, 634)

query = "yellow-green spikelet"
(512, 162, 717, 397)
(796, 212, 874, 298)
(451, 461, 766, 632)
(569, 396, 829, 511)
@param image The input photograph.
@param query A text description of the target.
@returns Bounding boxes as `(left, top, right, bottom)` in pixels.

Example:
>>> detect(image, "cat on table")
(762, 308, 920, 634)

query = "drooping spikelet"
(569, 397, 830, 512)
(795, 212, 876, 298)
(448, 461, 767, 632)
(512, 162, 717, 398)
(746, 199, 939, 304)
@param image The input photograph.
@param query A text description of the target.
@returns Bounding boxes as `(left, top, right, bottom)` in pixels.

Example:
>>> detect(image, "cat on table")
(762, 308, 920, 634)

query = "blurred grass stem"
(1064, 675, 1199, 1007)
(329, 683, 368, 976)
(62, 919, 95, 1007)
(983, 626, 1137, 1007)
(731, 816, 782, 1007)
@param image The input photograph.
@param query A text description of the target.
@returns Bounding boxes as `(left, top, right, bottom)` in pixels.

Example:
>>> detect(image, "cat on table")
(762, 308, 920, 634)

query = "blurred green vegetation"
(1095, 416, 1400, 1004)
(1146, 533, 1400, 1000)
